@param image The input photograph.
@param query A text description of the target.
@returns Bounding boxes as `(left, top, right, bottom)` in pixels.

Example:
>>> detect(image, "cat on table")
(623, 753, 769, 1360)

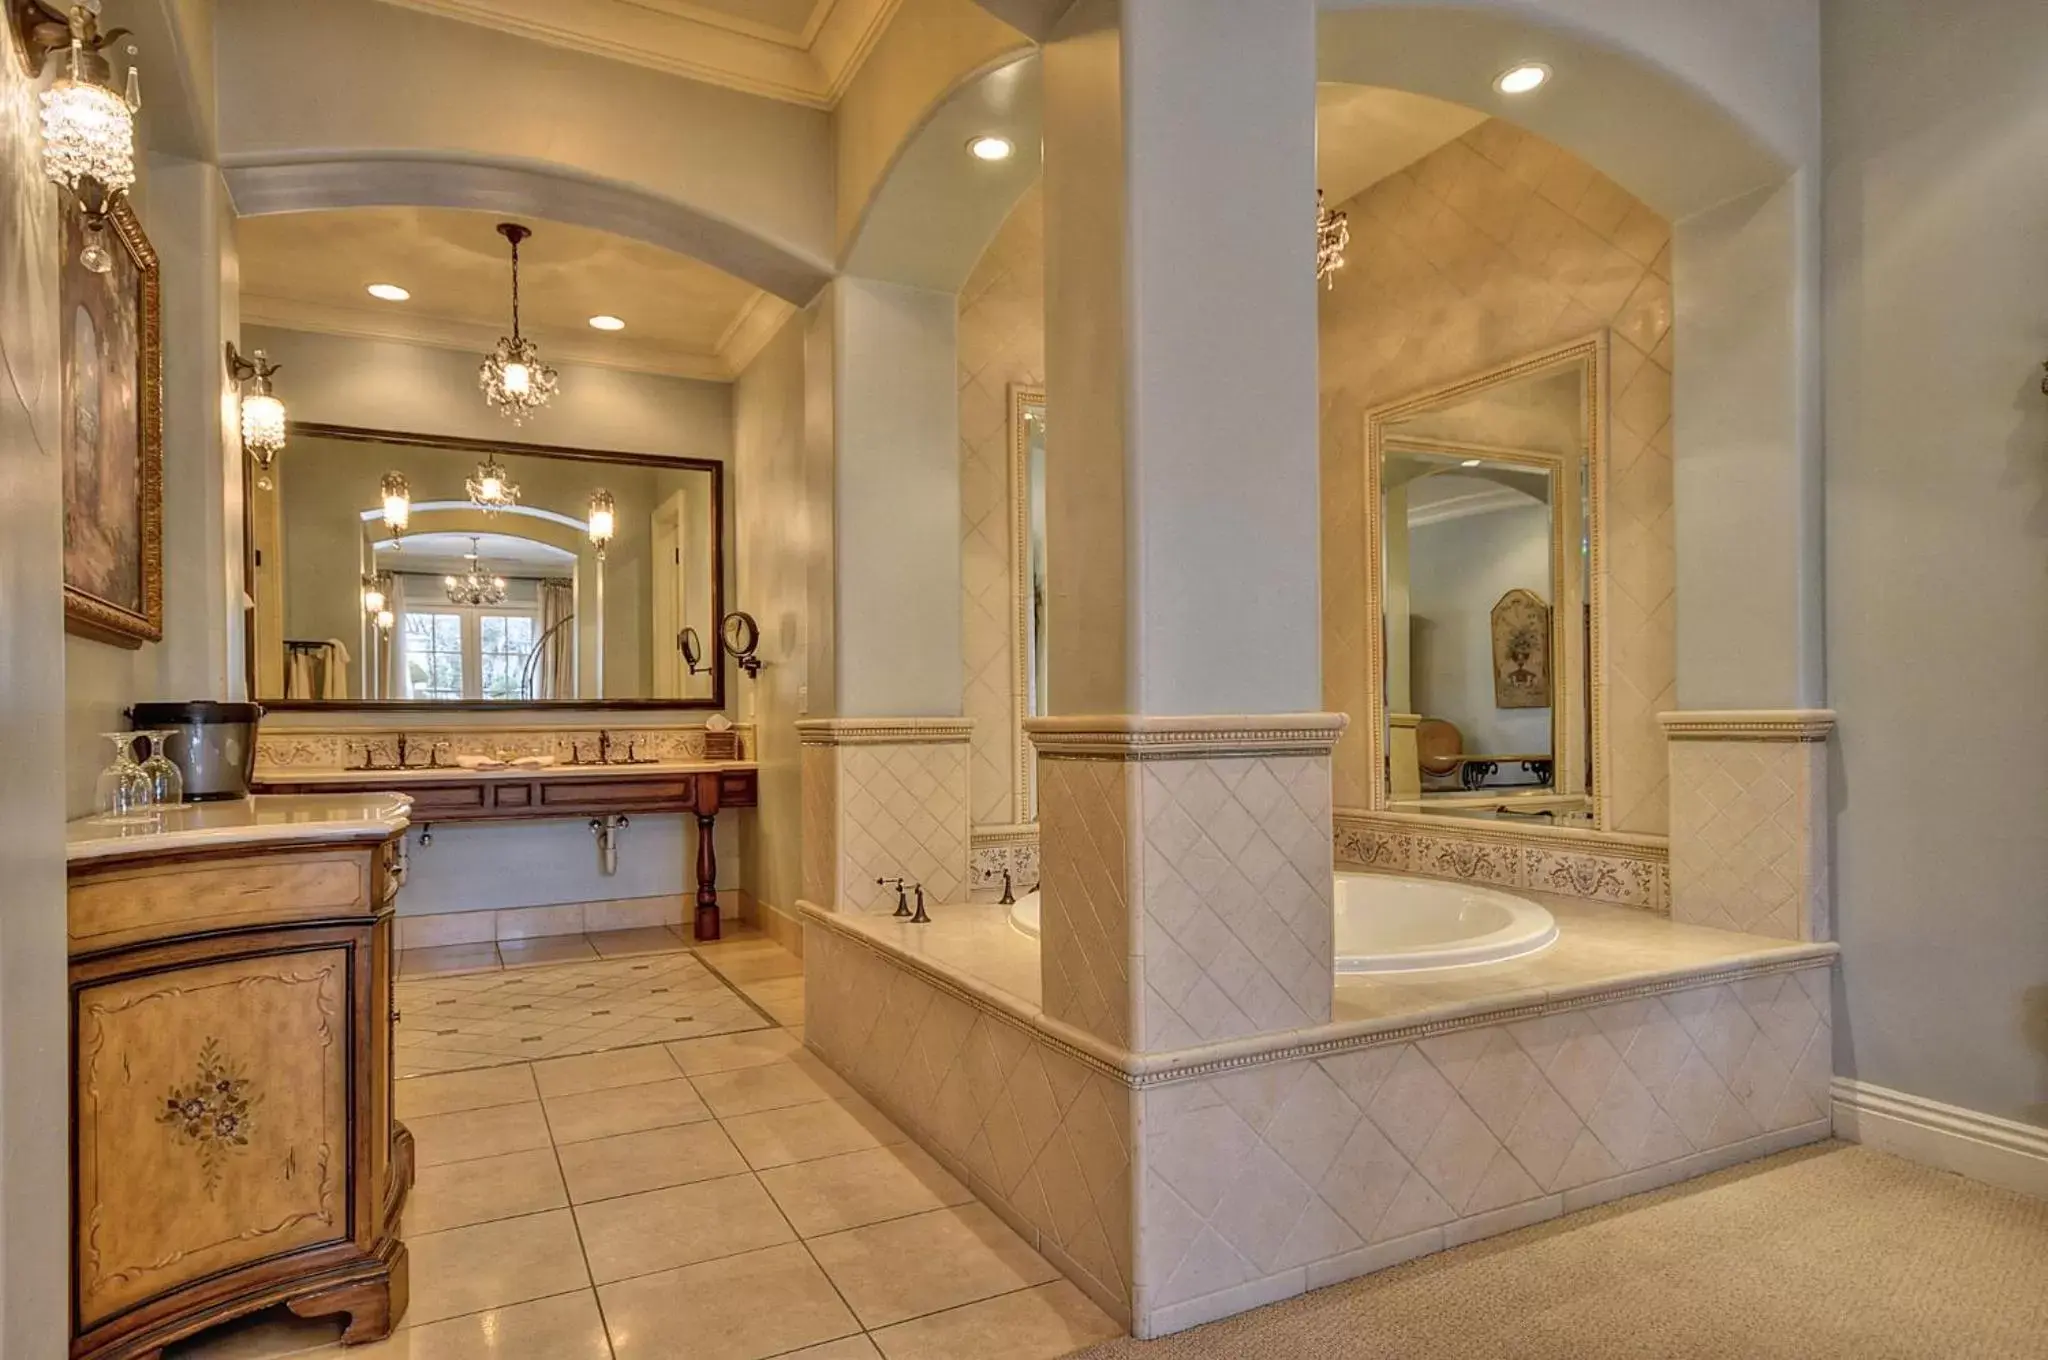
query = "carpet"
(1072, 1143, 2048, 1359)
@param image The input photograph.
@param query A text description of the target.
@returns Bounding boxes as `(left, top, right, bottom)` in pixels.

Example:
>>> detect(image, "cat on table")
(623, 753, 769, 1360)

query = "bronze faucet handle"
(910, 884, 931, 924)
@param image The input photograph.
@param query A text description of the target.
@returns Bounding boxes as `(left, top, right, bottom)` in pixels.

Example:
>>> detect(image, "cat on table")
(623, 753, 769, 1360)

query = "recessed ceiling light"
(1461, 459, 1483, 467)
(588, 315, 626, 331)
(967, 135, 1014, 162)
(365, 283, 410, 302)
(1494, 63, 1550, 95)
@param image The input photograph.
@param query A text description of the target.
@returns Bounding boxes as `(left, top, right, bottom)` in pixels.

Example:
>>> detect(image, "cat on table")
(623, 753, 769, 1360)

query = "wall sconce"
(226, 342, 285, 486)
(374, 607, 395, 636)
(587, 488, 615, 558)
(15, 1, 142, 272)
(379, 471, 411, 536)
(361, 572, 392, 618)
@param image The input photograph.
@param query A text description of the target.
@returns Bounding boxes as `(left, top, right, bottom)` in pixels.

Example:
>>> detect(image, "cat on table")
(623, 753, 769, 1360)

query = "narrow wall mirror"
(1366, 336, 1607, 825)
(1011, 385, 1047, 821)
(250, 425, 724, 709)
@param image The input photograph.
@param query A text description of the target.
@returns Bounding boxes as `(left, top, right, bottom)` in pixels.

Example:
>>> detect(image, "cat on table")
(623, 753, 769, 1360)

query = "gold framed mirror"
(1364, 334, 1610, 826)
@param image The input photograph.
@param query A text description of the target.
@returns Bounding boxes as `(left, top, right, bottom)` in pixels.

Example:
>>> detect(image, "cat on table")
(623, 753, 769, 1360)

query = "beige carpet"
(1073, 1144, 2048, 1360)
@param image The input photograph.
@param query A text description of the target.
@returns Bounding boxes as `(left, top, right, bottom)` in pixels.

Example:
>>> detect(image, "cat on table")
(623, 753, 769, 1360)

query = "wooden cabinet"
(67, 837, 411, 1360)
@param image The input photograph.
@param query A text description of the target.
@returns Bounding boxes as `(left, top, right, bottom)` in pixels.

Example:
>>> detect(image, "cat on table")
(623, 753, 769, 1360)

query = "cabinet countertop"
(67, 793, 414, 865)
(251, 760, 757, 787)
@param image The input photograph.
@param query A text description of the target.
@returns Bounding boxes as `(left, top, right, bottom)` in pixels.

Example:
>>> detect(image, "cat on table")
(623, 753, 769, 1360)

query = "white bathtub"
(1334, 872, 1556, 973)
(1011, 875, 1556, 974)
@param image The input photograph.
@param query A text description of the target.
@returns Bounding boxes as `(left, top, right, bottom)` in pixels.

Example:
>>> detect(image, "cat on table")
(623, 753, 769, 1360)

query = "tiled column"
(1660, 710, 1835, 940)
(798, 719, 972, 913)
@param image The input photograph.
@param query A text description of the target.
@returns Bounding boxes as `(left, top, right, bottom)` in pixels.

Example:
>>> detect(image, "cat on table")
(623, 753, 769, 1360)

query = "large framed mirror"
(1010, 385, 1047, 821)
(250, 424, 725, 710)
(1365, 335, 1609, 826)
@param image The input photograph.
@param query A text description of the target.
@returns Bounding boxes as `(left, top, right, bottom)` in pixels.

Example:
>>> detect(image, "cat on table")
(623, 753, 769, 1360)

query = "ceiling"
(373, 532, 577, 576)
(372, 0, 904, 107)
(1317, 84, 1487, 208)
(238, 207, 793, 382)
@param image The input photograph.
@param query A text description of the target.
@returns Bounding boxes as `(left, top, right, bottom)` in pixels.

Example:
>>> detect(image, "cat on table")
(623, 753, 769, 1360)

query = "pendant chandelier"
(479, 222, 558, 422)
(444, 537, 508, 607)
(466, 452, 521, 514)
(1315, 190, 1349, 290)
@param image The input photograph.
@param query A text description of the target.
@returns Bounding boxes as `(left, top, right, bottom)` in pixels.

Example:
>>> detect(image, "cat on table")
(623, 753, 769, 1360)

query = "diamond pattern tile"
(1038, 758, 1133, 1047)
(1134, 966, 1832, 1317)
(810, 740, 972, 913)
(1669, 740, 1826, 939)
(805, 926, 1134, 1311)
(395, 953, 772, 1077)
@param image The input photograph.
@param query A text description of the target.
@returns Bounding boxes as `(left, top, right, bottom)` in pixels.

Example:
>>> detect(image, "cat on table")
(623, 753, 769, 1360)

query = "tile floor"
(167, 927, 1123, 1360)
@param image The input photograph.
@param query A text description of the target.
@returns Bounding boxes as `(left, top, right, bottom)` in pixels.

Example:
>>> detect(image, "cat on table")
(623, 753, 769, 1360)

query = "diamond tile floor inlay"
(395, 940, 775, 1077)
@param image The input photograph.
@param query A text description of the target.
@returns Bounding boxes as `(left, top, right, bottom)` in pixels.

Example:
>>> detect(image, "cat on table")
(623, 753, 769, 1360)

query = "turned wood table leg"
(693, 772, 723, 941)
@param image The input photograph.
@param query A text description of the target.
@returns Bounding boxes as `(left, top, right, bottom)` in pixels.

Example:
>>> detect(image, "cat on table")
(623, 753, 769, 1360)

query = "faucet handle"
(909, 884, 931, 924)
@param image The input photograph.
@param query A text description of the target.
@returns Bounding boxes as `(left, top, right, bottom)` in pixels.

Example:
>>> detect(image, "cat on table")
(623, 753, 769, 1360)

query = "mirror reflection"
(1014, 389, 1048, 819)
(1373, 350, 1598, 820)
(252, 428, 723, 706)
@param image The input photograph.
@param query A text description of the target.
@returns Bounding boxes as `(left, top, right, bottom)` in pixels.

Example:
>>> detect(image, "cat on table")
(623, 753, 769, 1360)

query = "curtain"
(535, 579, 576, 699)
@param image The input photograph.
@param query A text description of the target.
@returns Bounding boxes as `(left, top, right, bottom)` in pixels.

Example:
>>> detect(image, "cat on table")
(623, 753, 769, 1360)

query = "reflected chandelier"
(444, 537, 507, 607)
(465, 452, 520, 514)
(479, 222, 558, 422)
(1315, 190, 1349, 290)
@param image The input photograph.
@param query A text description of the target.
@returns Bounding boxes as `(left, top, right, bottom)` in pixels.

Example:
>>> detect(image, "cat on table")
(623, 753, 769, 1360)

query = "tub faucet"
(998, 869, 1015, 906)
(876, 876, 910, 917)
(910, 884, 930, 924)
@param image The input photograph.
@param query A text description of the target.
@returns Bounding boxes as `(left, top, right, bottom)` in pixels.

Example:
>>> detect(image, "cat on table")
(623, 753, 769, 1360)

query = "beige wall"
(1320, 119, 1676, 834)
(733, 313, 815, 917)
(958, 183, 1044, 826)
(1823, 0, 2048, 1128)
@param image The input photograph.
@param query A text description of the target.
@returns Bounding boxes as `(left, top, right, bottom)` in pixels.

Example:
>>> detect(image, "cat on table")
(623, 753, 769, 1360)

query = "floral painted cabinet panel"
(75, 942, 352, 1328)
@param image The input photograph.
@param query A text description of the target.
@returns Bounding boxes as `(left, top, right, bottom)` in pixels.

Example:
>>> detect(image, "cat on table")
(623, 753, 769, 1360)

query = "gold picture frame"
(61, 196, 163, 649)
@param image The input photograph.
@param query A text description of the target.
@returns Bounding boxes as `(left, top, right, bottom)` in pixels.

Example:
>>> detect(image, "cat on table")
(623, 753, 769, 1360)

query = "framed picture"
(61, 196, 162, 648)
(1491, 587, 1552, 709)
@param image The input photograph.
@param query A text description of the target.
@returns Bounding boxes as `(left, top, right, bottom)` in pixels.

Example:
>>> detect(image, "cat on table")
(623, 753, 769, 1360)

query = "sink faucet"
(598, 730, 613, 765)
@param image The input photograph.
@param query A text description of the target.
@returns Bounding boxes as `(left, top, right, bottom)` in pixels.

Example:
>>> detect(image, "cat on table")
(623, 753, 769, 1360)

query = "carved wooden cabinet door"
(73, 929, 362, 1332)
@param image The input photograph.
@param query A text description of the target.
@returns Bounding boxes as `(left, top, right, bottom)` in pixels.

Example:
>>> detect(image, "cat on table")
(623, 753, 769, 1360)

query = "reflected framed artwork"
(61, 197, 162, 648)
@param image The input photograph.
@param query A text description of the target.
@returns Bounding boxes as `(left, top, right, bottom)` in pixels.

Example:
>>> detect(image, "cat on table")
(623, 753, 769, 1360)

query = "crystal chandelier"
(466, 453, 521, 514)
(1315, 190, 1350, 290)
(479, 222, 558, 422)
(29, 2, 142, 273)
(444, 537, 507, 607)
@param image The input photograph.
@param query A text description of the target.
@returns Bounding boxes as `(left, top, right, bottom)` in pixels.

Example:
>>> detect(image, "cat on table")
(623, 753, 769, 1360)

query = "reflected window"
(403, 612, 465, 700)
(480, 613, 538, 700)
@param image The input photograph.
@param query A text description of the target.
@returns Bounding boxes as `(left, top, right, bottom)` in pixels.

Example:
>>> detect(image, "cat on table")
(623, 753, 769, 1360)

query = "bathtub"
(1010, 874, 1556, 974)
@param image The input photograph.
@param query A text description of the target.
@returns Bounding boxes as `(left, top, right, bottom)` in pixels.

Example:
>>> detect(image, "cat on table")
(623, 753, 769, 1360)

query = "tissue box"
(703, 731, 741, 761)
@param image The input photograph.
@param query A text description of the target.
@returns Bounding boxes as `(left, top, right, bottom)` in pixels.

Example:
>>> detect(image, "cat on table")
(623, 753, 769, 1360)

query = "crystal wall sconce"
(226, 342, 285, 486)
(14, 1, 142, 272)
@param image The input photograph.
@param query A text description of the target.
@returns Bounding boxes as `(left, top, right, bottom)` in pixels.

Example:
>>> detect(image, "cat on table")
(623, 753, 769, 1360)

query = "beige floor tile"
(701, 950, 804, 985)
(808, 1204, 1060, 1329)
(163, 1306, 343, 1358)
(498, 935, 598, 968)
(530, 1044, 681, 1098)
(758, 1142, 974, 1237)
(343, 1291, 613, 1359)
(690, 1059, 845, 1118)
(742, 978, 806, 1010)
(544, 1077, 710, 1144)
(396, 1064, 537, 1119)
(588, 926, 690, 958)
(408, 1102, 552, 1168)
(399, 945, 501, 978)
(598, 1243, 861, 1360)
(722, 1095, 908, 1170)
(869, 1281, 1124, 1360)
(405, 1209, 591, 1325)
(772, 1339, 882, 1359)
(556, 1120, 748, 1203)
(667, 1027, 803, 1076)
(405, 1147, 566, 1235)
(573, 1171, 795, 1284)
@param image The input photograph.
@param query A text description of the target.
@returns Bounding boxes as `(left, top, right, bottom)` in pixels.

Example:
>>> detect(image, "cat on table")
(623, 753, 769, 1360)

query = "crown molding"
(373, 0, 904, 109)
(715, 290, 798, 375)
(1657, 709, 1837, 742)
(241, 294, 739, 384)
(1026, 713, 1348, 761)
(796, 717, 975, 746)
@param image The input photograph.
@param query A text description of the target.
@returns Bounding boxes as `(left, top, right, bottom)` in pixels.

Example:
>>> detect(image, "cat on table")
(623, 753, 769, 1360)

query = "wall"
(733, 312, 814, 918)
(957, 182, 1043, 827)
(0, 15, 73, 1351)
(1823, 0, 2048, 1128)
(1320, 118, 1675, 834)
(1407, 501, 1554, 757)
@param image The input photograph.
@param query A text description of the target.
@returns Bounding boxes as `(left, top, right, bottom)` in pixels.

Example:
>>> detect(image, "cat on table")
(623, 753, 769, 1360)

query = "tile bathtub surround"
(256, 721, 757, 771)
(798, 718, 974, 913)
(1029, 716, 1347, 1052)
(1661, 710, 1835, 942)
(1334, 808, 1669, 913)
(971, 823, 1042, 903)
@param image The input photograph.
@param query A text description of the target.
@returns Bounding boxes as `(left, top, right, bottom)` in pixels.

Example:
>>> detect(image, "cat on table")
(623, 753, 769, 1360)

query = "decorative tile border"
(970, 822, 1041, 901)
(1028, 714, 1348, 761)
(258, 722, 754, 771)
(796, 717, 976, 746)
(1657, 709, 1836, 743)
(1335, 809, 1669, 914)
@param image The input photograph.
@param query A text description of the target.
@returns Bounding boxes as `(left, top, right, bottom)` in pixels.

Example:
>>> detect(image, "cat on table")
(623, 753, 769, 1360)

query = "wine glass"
(92, 733, 158, 824)
(137, 730, 185, 807)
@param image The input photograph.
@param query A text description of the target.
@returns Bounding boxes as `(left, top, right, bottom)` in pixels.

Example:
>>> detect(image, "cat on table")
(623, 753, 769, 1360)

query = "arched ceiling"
(238, 207, 793, 381)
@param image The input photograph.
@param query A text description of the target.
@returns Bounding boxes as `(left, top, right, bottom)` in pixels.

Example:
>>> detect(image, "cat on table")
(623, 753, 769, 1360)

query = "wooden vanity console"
(65, 796, 414, 1360)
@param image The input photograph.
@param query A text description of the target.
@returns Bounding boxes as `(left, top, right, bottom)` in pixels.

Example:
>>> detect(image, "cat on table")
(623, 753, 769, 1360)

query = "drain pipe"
(589, 815, 630, 876)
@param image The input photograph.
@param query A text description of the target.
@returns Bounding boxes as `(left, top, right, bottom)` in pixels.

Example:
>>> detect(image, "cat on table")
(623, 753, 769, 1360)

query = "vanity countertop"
(67, 792, 414, 864)
(251, 759, 757, 786)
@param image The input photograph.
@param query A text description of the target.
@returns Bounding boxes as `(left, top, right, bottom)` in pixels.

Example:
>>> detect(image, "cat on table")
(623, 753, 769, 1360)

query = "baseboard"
(1832, 1077, 2048, 1199)
(743, 896, 806, 958)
